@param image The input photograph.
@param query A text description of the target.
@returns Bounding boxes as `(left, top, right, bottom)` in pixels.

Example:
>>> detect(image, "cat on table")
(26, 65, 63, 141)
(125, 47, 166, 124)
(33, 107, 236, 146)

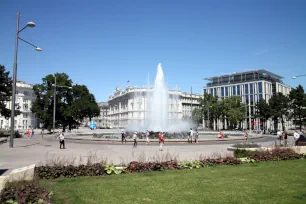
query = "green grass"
(41, 160, 306, 204)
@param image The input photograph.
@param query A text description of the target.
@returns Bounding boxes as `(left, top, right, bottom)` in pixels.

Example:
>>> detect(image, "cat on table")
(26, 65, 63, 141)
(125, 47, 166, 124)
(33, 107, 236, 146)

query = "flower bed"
(34, 148, 306, 180)
(0, 183, 51, 204)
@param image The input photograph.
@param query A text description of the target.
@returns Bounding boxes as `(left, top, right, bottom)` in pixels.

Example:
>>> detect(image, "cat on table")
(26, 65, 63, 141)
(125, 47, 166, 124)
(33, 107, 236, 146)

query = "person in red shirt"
(159, 132, 164, 151)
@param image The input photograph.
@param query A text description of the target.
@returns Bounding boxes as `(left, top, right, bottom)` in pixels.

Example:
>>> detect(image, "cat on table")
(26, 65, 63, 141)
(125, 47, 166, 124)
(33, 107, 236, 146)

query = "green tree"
(0, 65, 20, 119)
(269, 93, 290, 131)
(192, 108, 202, 125)
(31, 73, 100, 132)
(254, 98, 271, 134)
(200, 93, 218, 129)
(289, 85, 306, 131)
(223, 96, 246, 129)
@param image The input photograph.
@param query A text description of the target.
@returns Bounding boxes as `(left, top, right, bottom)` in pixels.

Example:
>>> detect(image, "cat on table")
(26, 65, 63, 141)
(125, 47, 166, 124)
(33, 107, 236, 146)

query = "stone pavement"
(0, 134, 282, 176)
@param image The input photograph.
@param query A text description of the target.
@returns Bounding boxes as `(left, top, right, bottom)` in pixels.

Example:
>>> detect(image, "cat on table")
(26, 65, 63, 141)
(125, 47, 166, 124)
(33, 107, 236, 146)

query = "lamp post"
(10, 12, 42, 148)
(292, 74, 306, 79)
(52, 75, 72, 135)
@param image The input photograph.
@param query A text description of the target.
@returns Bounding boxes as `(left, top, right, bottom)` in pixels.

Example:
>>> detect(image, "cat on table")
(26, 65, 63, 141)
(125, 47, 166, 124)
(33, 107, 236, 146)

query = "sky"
(1, 0, 306, 102)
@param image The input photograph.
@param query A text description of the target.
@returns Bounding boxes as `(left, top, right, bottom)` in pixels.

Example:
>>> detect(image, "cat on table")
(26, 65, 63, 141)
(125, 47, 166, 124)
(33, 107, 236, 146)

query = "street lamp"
(292, 74, 306, 79)
(10, 12, 42, 148)
(52, 76, 72, 135)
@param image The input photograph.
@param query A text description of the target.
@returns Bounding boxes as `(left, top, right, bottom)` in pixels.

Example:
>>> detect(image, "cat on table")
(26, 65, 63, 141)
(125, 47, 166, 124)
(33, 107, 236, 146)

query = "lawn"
(41, 160, 306, 204)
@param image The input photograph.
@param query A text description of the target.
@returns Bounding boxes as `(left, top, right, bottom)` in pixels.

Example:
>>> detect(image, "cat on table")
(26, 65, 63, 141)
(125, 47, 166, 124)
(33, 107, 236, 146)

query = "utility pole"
(53, 76, 56, 134)
(191, 86, 193, 123)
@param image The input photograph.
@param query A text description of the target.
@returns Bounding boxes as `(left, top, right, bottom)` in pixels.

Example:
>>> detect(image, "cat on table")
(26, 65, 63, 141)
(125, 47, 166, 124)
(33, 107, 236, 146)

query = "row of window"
(204, 82, 264, 97)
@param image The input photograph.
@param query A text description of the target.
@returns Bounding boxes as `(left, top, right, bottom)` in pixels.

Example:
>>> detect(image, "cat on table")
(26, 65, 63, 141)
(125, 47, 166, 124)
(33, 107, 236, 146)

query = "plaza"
(0, 131, 281, 176)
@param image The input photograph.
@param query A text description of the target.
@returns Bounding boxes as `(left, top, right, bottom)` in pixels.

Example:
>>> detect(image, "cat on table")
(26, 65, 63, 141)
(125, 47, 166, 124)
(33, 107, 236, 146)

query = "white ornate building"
(107, 87, 200, 128)
(0, 81, 39, 130)
(93, 102, 109, 128)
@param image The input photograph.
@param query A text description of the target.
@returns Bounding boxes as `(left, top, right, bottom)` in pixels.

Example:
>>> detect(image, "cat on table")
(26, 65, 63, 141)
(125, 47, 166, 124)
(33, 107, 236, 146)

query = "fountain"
(146, 63, 169, 131)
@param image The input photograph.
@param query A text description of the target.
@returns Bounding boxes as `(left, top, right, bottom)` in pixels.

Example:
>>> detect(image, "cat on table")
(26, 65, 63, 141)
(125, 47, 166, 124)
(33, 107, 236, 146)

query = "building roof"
(203, 69, 283, 81)
(16, 81, 33, 89)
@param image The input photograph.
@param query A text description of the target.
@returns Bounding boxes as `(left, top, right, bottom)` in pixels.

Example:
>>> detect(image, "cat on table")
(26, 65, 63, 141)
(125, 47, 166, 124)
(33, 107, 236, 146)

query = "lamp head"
(292, 76, 297, 79)
(35, 47, 42, 51)
(27, 22, 36, 28)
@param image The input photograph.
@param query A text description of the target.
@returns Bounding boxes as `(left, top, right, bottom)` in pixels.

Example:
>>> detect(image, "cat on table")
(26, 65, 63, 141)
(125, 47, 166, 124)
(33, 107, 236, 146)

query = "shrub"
(232, 143, 260, 148)
(35, 163, 105, 179)
(104, 164, 123, 175)
(0, 183, 51, 204)
(248, 148, 303, 162)
(234, 149, 253, 158)
(200, 157, 241, 167)
(179, 161, 202, 169)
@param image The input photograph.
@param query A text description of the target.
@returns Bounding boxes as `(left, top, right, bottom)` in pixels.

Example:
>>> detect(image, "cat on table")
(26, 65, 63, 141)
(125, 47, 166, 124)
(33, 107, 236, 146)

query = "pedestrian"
(27, 129, 31, 138)
(133, 132, 138, 148)
(146, 130, 150, 144)
(41, 128, 44, 138)
(57, 132, 65, 149)
(294, 130, 300, 146)
(31, 129, 35, 137)
(279, 130, 283, 145)
(284, 131, 288, 147)
(159, 132, 164, 151)
(189, 128, 193, 143)
(195, 129, 199, 143)
(121, 130, 126, 144)
(244, 130, 248, 142)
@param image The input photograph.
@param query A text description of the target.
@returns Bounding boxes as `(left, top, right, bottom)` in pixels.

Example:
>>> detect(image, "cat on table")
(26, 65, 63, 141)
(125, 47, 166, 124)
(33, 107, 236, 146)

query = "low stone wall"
(227, 146, 306, 154)
(0, 164, 36, 192)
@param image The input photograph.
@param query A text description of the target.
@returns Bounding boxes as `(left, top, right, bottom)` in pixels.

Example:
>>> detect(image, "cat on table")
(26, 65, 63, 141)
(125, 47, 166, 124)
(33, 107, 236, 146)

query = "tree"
(192, 108, 202, 125)
(289, 85, 306, 131)
(31, 73, 100, 132)
(269, 93, 290, 131)
(254, 98, 271, 134)
(223, 96, 246, 129)
(0, 64, 21, 119)
(199, 93, 218, 129)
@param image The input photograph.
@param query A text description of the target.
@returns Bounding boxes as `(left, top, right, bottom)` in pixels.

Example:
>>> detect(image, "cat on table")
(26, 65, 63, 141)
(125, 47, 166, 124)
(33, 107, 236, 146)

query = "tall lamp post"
(10, 12, 42, 148)
(52, 75, 72, 134)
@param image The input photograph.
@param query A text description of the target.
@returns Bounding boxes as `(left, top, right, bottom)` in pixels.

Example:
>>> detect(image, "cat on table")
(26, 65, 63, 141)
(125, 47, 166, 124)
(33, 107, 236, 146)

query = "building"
(93, 102, 109, 128)
(107, 87, 200, 128)
(203, 69, 292, 130)
(0, 81, 39, 130)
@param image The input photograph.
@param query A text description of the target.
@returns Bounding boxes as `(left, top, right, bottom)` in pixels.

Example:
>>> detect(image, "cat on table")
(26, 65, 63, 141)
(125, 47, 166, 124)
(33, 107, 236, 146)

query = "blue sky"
(1, 0, 305, 101)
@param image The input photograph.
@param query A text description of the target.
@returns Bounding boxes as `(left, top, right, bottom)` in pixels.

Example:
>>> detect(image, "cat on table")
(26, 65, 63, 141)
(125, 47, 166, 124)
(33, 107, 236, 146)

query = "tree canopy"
(0, 65, 21, 119)
(31, 73, 100, 131)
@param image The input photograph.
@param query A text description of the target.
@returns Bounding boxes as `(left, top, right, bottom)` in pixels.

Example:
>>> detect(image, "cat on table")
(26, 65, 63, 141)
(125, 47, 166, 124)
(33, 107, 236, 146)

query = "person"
(57, 132, 65, 149)
(217, 132, 224, 139)
(189, 128, 194, 143)
(133, 132, 138, 148)
(244, 130, 248, 142)
(159, 132, 164, 151)
(27, 129, 31, 138)
(31, 129, 35, 137)
(41, 128, 44, 138)
(277, 130, 281, 140)
(121, 130, 126, 144)
(195, 129, 199, 143)
(146, 130, 150, 144)
(279, 130, 283, 145)
(284, 131, 288, 147)
(294, 130, 300, 146)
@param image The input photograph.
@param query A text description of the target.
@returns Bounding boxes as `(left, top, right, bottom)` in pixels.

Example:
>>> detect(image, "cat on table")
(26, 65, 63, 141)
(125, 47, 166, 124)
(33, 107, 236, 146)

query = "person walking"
(146, 130, 150, 144)
(195, 129, 199, 143)
(121, 130, 126, 144)
(133, 132, 138, 148)
(31, 129, 35, 137)
(159, 132, 164, 151)
(284, 131, 288, 147)
(188, 128, 194, 143)
(244, 130, 248, 142)
(57, 132, 65, 149)
(27, 129, 31, 138)
(294, 130, 300, 146)
(41, 128, 44, 138)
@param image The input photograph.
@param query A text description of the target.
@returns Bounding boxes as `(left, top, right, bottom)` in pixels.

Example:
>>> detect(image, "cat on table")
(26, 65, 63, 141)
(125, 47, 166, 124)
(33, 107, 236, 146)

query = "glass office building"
(203, 69, 292, 130)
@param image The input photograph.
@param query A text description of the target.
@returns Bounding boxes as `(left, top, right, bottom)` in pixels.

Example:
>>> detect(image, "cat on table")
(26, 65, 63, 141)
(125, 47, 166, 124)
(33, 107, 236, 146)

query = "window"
(237, 86, 241, 95)
(245, 95, 249, 103)
(214, 88, 217, 96)
(221, 87, 224, 96)
(225, 87, 229, 97)
(250, 95, 254, 105)
(233, 86, 236, 95)
(259, 94, 263, 100)
(203, 89, 207, 94)
(245, 84, 248, 95)
(258, 82, 263, 94)
(23, 113, 28, 118)
(24, 91, 28, 96)
(250, 84, 253, 94)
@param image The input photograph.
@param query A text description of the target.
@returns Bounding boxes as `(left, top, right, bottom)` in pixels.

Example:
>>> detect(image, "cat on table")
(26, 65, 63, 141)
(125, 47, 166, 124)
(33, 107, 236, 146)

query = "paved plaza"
(0, 133, 284, 176)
